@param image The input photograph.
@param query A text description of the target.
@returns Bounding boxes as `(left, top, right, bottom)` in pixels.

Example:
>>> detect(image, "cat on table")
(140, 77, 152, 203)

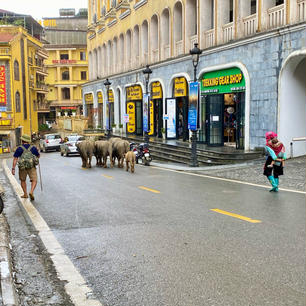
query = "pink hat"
(265, 131, 277, 140)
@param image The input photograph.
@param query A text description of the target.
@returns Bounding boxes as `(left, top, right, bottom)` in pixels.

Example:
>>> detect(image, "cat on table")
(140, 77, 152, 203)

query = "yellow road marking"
(80, 168, 88, 170)
(211, 209, 262, 223)
(102, 174, 113, 179)
(138, 186, 160, 194)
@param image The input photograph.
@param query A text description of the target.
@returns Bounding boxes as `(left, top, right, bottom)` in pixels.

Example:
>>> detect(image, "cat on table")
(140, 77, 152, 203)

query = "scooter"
(130, 142, 152, 166)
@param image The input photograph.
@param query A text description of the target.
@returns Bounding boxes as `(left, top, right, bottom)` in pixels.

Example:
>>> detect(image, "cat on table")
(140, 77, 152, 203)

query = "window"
(81, 71, 87, 80)
(62, 71, 69, 80)
(60, 54, 69, 60)
(251, 0, 256, 14)
(80, 51, 86, 60)
(62, 88, 70, 99)
(15, 91, 21, 112)
(14, 60, 19, 81)
(276, 0, 284, 5)
(229, 0, 233, 22)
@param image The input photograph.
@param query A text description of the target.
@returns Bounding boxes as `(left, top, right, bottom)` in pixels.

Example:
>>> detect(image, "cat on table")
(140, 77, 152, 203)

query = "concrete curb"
(0, 214, 19, 306)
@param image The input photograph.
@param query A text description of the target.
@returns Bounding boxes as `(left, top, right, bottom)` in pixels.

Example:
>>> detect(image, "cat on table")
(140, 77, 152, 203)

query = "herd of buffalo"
(76, 137, 136, 173)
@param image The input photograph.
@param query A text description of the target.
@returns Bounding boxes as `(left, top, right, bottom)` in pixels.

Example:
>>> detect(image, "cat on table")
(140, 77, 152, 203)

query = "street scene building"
(43, 8, 88, 121)
(83, 0, 306, 156)
(0, 14, 48, 149)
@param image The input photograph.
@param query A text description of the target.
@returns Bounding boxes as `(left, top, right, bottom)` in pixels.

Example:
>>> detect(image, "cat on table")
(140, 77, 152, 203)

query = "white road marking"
(3, 160, 103, 306)
(151, 166, 306, 195)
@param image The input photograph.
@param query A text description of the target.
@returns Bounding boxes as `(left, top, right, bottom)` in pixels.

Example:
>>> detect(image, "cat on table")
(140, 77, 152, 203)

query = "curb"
(0, 214, 19, 306)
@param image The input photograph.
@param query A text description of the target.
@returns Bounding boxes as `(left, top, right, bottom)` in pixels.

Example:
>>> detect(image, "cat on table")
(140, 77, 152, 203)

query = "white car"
(60, 135, 85, 157)
(40, 133, 62, 153)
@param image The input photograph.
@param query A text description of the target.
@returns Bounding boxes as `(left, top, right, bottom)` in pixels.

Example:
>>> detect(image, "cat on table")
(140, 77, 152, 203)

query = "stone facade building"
(83, 0, 306, 156)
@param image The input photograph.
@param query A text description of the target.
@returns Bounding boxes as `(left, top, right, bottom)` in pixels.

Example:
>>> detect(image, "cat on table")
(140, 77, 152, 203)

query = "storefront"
(97, 91, 103, 128)
(199, 67, 245, 148)
(84, 93, 94, 128)
(126, 85, 143, 136)
(150, 81, 163, 138)
(167, 77, 189, 140)
(60, 106, 77, 116)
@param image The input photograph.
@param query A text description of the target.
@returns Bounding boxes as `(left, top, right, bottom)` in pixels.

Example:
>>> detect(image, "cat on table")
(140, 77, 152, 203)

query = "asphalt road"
(9, 152, 306, 306)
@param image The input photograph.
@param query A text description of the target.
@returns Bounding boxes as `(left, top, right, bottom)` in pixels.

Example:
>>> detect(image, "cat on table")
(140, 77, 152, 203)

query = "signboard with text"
(0, 66, 6, 106)
(143, 93, 149, 133)
(188, 82, 199, 131)
(165, 98, 176, 139)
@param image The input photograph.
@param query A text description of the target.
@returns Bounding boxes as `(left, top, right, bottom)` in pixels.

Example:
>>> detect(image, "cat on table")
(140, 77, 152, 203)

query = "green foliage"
(161, 127, 166, 133)
(118, 123, 123, 128)
(13, 19, 25, 26)
(38, 124, 50, 131)
(111, 123, 117, 128)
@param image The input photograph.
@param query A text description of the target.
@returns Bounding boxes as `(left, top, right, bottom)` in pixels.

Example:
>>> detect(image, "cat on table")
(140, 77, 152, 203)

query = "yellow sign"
(152, 82, 163, 99)
(127, 102, 136, 133)
(0, 119, 11, 126)
(43, 19, 57, 27)
(174, 77, 187, 97)
(85, 93, 93, 103)
(148, 101, 154, 136)
(108, 90, 114, 103)
(97, 91, 103, 103)
(126, 85, 142, 101)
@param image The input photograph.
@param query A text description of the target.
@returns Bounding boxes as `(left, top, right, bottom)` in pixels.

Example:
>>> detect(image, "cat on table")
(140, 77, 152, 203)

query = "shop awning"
(0, 130, 11, 135)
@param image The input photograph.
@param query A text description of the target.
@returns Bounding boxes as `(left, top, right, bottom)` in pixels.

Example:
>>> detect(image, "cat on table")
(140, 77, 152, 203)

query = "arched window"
(161, 8, 170, 60)
(173, 1, 183, 56)
(150, 15, 159, 62)
(141, 20, 149, 65)
(14, 60, 20, 81)
(15, 91, 21, 112)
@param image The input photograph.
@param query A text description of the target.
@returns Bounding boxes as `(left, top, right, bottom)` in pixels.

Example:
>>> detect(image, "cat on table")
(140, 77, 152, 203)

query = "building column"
(70, 87, 73, 102)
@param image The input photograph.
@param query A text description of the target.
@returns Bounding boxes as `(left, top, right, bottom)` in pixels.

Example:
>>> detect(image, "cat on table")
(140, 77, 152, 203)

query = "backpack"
(17, 145, 39, 170)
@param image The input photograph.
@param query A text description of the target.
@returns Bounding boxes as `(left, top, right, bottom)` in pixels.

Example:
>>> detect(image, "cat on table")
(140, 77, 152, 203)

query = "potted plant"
(161, 127, 166, 140)
(111, 123, 117, 134)
(118, 123, 123, 135)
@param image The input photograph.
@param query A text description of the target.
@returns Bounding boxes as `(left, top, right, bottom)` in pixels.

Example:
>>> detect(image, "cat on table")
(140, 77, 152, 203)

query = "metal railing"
(189, 34, 198, 50)
(268, 4, 285, 29)
(243, 14, 257, 36)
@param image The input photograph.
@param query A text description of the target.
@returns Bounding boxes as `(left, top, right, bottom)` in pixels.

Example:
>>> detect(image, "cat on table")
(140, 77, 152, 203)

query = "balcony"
(162, 44, 170, 60)
(298, 0, 306, 21)
(36, 49, 48, 59)
(175, 40, 183, 57)
(189, 34, 198, 51)
(37, 101, 50, 113)
(0, 48, 10, 56)
(36, 66, 48, 76)
(142, 52, 149, 65)
(35, 82, 48, 93)
(268, 4, 285, 29)
(223, 22, 234, 43)
(243, 13, 257, 36)
(202, 29, 215, 49)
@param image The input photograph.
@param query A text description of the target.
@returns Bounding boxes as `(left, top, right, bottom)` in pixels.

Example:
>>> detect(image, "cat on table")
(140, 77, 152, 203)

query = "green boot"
(268, 176, 277, 192)
(274, 178, 279, 192)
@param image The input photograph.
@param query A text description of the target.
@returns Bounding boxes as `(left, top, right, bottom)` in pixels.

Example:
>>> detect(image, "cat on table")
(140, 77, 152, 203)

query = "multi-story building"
(83, 0, 306, 157)
(0, 23, 48, 150)
(43, 9, 88, 121)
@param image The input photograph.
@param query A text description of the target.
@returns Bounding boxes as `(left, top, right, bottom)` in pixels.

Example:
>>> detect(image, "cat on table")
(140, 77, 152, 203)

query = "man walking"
(11, 134, 40, 200)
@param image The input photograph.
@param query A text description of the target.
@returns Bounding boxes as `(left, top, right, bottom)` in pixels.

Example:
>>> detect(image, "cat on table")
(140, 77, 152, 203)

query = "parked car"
(60, 135, 85, 157)
(39, 133, 62, 152)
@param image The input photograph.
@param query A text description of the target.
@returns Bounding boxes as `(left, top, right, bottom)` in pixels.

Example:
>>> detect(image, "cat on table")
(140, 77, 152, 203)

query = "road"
(7, 152, 306, 306)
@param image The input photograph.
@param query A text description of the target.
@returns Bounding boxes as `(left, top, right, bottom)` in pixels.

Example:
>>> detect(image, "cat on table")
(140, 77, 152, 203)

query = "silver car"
(60, 135, 85, 157)
(40, 133, 62, 152)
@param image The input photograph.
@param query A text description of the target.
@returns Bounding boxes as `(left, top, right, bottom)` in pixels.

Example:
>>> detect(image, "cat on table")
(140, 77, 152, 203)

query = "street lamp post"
(189, 43, 202, 167)
(142, 65, 152, 145)
(104, 78, 112, 139)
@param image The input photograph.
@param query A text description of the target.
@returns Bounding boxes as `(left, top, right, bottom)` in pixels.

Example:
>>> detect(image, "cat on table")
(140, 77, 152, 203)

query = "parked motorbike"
(130, 142, 152, 166)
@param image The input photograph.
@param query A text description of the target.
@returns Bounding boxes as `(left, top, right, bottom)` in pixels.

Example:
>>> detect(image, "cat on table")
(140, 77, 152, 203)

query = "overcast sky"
(1, 0, 88, 21)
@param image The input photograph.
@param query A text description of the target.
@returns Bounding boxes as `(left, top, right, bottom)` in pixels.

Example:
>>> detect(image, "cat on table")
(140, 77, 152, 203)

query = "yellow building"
(43, 9, 88, 118)
(0, 25, 48, 150)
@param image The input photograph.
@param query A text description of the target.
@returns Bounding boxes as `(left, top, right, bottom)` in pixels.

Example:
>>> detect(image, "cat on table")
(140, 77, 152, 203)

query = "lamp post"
(104, 78, 112, 139)
(189, 43, 202, 167)
(142, 65, 152, 144)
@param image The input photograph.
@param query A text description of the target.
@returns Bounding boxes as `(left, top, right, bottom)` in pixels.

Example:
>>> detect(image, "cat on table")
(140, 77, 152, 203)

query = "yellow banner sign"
(0, 119, 11, 126)
(148, 100, 154, 136)
(174, 77, 187, 97)
(127, 102, 136, 133)
(97, 91, 103, 103)
(152, 82, 163, 99)
(126, 85, 142, 101)
(108, 90, 114, 103)
(85, 93, 93, 103)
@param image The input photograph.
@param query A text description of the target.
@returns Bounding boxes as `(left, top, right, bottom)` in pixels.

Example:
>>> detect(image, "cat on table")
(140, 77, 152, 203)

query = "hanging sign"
(151, 82, 163, 99)
(188, 82, 199, 131)
(127, 102, 136, 133)
(174, 77, 187, 97)
(0, 66, 7, 106)
(201, 67, 245, 94)
(84, 93, 93, 103)
(166, 98, 176, 139)
(97, 91, 103, 103)
(126, 85, 142, 101)
(148, 100, 154, 136)
(143, 93, 149, 133)
(108, 89, 114, 103)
